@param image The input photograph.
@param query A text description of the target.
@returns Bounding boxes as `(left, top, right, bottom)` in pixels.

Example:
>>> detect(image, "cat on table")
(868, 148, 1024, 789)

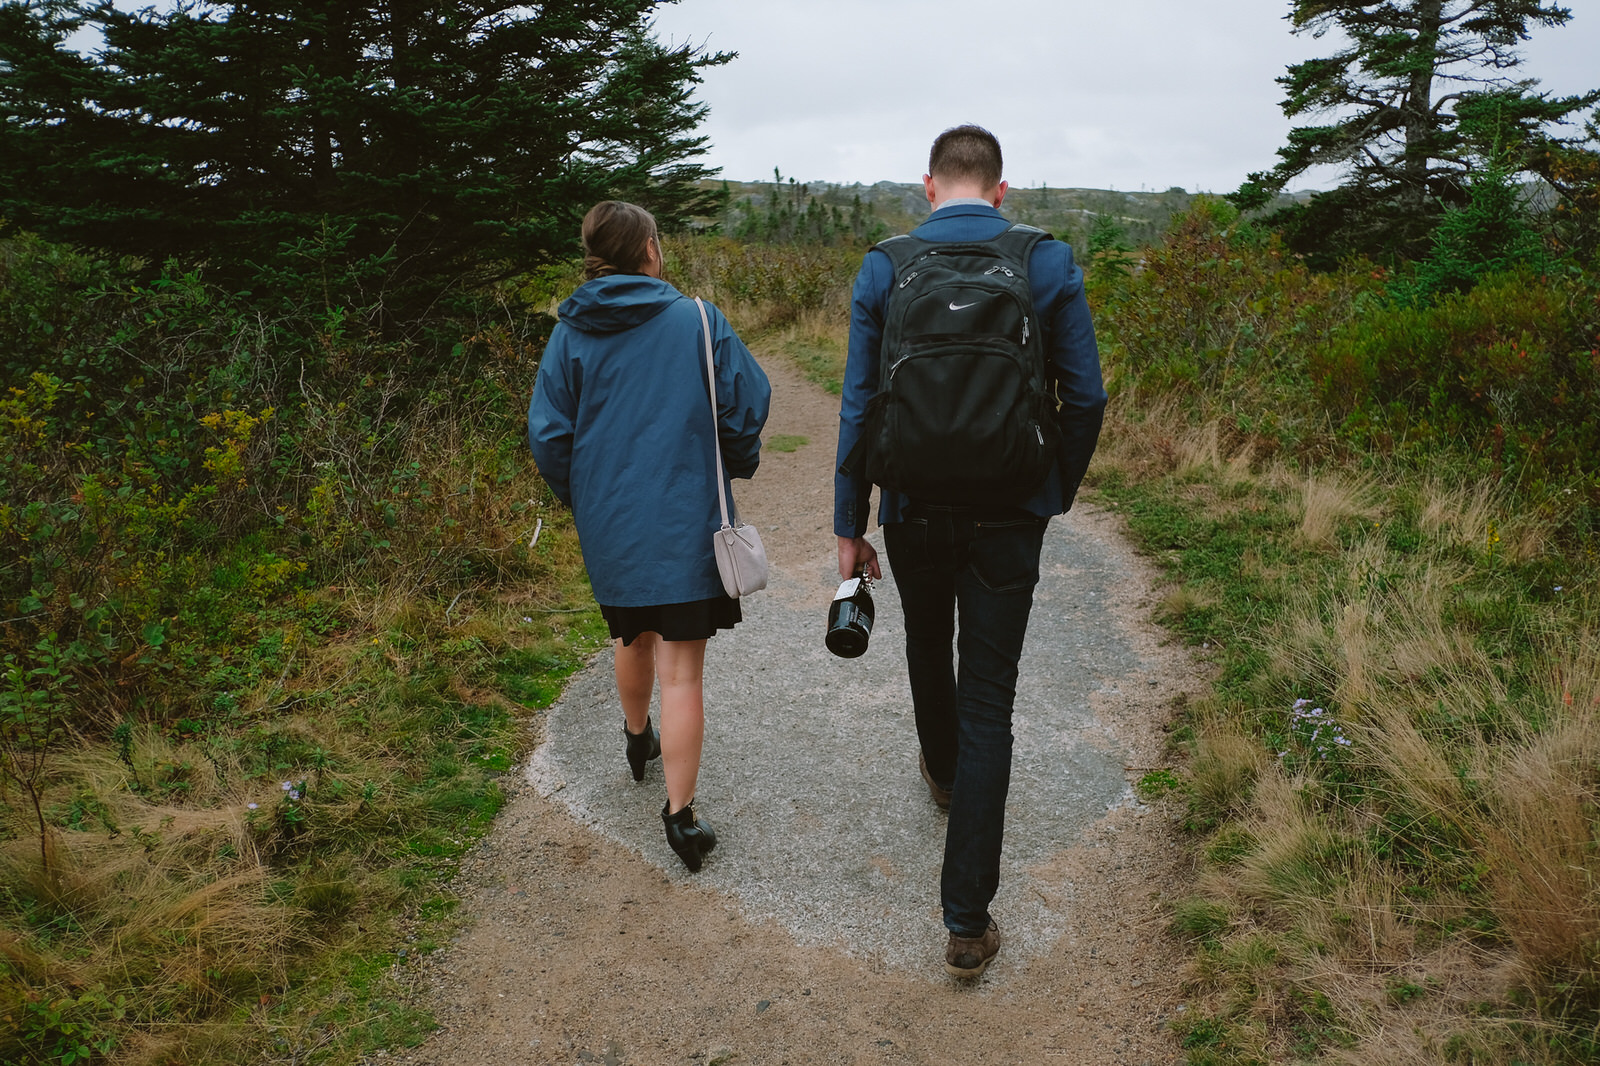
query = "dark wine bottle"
(825, 571, 875, 658)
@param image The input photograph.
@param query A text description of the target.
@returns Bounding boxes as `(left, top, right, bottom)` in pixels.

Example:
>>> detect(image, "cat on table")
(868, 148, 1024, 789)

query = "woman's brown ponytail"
(581, 201, 659, 280)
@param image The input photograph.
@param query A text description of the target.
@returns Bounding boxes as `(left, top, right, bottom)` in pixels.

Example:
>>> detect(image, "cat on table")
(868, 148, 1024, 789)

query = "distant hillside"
(702, 177, 1314, 248)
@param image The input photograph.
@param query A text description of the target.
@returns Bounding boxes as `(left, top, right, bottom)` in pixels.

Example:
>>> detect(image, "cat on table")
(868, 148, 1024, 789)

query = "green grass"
(1135, 768, 1182, 799)
(766, 433, 809, 453)
(775, 334, 846, 394)
(496, 641, 599, 710)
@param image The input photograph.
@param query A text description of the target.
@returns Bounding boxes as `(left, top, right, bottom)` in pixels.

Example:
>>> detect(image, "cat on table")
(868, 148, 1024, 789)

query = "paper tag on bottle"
(833, 577, 861, 601)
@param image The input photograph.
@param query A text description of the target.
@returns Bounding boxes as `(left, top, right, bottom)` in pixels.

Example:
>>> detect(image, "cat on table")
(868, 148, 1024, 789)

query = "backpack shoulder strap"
(991, 223, 1052, 265)
(872, 232, 926, 272)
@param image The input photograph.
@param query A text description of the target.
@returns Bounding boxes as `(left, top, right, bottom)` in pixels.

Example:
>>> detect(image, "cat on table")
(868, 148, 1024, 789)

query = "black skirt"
(599, 596, 742, 646)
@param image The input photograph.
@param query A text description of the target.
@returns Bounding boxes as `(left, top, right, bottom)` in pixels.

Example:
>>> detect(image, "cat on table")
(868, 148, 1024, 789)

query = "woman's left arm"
(711, 308, 772, 480)
(528, 331, 579, 507)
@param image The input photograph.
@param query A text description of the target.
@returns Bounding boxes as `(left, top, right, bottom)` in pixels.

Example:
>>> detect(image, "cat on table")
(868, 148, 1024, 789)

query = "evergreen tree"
(727, 169, 883, 246)
(0, 0, 730, 318)
(1529, 104, 1600, 259)
(1084, 213, 1134, 281)
(1394, 160, 1550, 303)
(1231, 1, 1598, 262)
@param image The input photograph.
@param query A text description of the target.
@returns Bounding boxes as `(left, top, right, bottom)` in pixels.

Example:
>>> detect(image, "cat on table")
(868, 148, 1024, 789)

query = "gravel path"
(396, 355, 1207, 1066)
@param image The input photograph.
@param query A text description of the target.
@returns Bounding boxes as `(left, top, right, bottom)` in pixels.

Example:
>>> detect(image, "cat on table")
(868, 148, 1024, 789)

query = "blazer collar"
(923, 201, 1005, 221)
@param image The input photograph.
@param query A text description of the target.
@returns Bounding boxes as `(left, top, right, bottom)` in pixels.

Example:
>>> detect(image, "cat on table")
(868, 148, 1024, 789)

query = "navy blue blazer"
(833, 201, 1107, 536)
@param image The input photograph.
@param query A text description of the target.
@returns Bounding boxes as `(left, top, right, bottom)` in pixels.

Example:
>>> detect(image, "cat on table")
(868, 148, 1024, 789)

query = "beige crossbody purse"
(695, 297, 768, 598)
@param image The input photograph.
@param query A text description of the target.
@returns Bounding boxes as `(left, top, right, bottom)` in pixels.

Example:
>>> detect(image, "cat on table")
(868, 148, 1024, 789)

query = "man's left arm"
(834, 250, 888, 579)
(1043, 243, 1107, 509)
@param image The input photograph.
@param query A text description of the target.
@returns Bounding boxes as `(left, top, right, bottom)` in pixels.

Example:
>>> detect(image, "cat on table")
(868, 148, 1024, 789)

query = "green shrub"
(1315, 268, 1600, 479)
(661, 236, 858, 323)
(0, 230, 558, 736)
(7, 985, 126, 1066)
(1094, 199, 1380, 427)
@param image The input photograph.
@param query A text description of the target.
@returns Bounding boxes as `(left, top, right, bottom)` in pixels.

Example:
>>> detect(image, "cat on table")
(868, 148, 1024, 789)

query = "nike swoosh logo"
(949, 301, 977, 311)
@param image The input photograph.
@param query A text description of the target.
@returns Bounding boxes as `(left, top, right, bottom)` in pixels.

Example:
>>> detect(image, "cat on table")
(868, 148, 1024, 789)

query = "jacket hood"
(557, 275, 684, 334)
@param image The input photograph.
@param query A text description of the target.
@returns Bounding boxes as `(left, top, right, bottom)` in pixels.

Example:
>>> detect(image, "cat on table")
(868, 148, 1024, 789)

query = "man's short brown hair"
(928, 125, 1003, 189)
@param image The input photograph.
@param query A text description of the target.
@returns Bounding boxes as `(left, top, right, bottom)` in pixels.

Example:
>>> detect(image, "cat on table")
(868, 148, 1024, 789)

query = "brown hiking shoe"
(919, 752, 951, 810)
(944, 919, 1000, 978)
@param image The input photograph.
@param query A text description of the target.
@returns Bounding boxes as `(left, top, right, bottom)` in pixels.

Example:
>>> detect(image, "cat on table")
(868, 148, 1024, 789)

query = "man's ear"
(991, 180, 1009, 208)
(923, 174, 937, 204)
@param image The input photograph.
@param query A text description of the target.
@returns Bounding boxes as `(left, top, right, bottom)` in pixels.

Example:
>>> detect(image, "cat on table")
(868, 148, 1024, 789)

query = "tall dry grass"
(1135, 420, 1600, 1062)
(1295, 473, 1381, 549)
(1358, 631, 1600, 989)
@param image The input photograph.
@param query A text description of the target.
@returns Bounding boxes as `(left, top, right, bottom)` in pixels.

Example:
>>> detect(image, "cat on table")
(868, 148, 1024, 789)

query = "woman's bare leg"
(613, 632, 658, 735)
(656, 637, 708, 813)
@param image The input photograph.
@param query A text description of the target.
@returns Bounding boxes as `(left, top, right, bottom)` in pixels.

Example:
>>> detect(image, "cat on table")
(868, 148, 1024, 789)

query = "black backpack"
(842, 224, 1059, 505)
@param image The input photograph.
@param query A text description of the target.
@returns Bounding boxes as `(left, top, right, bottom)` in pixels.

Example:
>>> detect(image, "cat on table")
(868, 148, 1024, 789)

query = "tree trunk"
(1402, 0, 1446, 215)
(310, 15, 334, 189)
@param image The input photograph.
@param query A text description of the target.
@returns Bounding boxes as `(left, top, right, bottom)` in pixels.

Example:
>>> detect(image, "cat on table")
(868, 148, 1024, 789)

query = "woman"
(527, 201, 770, 872)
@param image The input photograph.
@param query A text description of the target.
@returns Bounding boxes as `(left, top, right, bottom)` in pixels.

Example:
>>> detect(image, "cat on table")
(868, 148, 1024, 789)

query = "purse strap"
(694, 297, 733, 531)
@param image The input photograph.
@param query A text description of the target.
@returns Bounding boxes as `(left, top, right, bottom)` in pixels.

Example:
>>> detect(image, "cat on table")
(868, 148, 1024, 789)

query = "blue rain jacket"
(528, 275, 771, 607)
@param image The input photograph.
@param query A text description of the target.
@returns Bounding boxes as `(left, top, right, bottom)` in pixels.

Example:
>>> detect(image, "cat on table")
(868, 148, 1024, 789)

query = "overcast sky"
(648, 0, 1600, 194)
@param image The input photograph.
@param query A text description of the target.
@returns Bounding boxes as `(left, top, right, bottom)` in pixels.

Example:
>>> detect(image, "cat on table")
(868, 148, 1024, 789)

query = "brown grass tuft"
(1091, 394, 1194, 481)
(1472, 710, 1600, 986)
(1414, 478, 1553, 565)
(0, 924, 54, 983)
(1176, 420, 1225, 478)
(1187, 715, 1271, 828)
(1228, 771, 1344, 906)
(1174, 419, 1258, 488)
(1419, 478, 1496, 552)
(1296, 472, 1380, 549)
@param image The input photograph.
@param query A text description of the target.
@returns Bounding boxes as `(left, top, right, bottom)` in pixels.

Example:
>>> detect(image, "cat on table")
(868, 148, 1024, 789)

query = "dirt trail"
(393, 355, 1205, 1066)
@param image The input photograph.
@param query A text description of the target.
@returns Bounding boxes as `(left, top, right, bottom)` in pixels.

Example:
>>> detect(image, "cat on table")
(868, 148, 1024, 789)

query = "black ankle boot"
(623, 717, 661, 782)
(661, 799, 717, 872)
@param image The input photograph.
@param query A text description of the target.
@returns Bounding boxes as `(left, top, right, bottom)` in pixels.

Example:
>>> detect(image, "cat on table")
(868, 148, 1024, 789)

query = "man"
(833, 125, 1106, 978)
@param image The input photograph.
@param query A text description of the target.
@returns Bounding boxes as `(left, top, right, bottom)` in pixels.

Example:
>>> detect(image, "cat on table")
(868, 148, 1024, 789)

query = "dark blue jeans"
(883, 504, 1047, 937)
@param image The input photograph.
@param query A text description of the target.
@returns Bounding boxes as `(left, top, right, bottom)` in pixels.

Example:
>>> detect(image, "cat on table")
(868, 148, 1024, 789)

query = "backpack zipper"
(1022, 316, 1030, 345)
(898, 270, 920, 289)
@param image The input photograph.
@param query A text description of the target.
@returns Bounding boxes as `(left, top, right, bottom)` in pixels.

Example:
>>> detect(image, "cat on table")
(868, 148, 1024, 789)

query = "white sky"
(648, 0, 1600, 193)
